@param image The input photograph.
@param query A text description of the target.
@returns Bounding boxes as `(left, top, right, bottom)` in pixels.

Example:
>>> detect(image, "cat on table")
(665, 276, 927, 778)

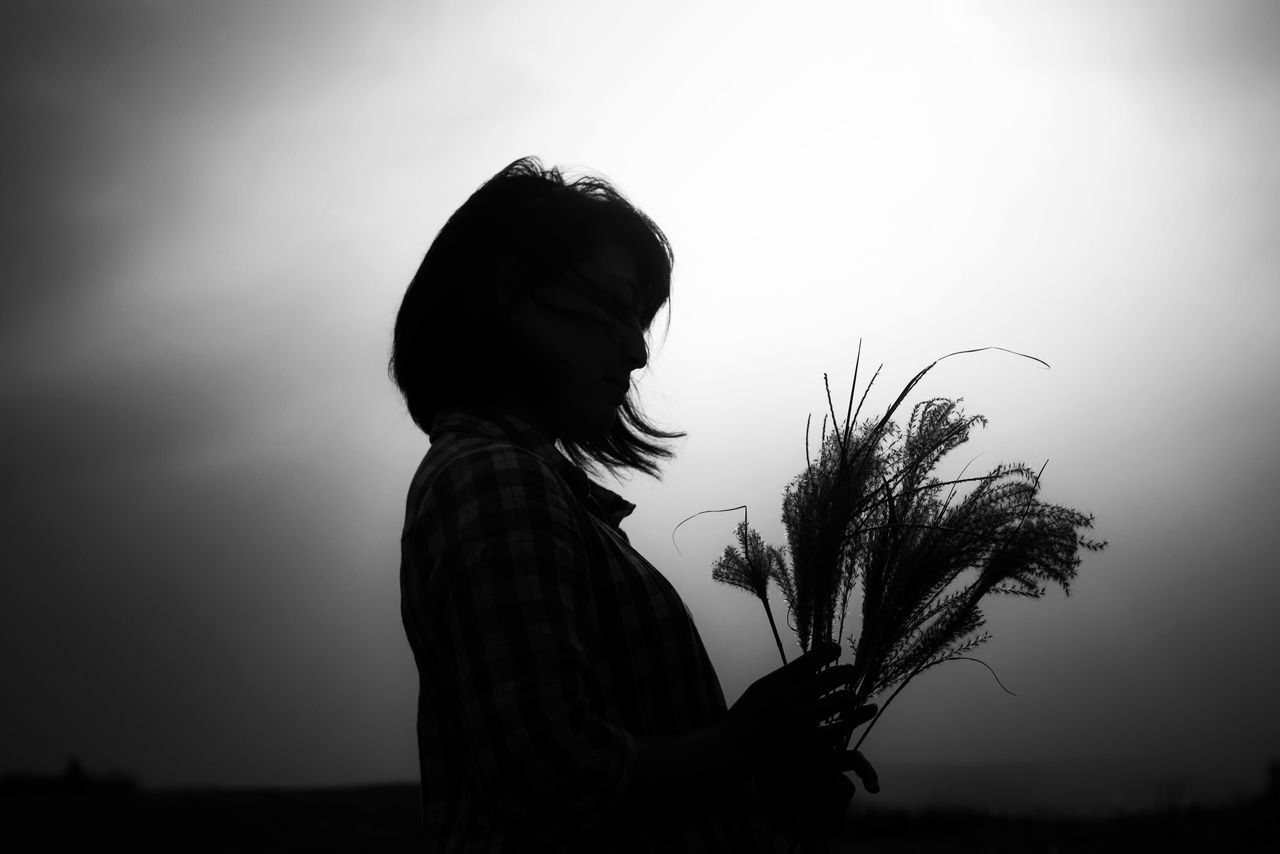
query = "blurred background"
(3, 0, 1278, 816)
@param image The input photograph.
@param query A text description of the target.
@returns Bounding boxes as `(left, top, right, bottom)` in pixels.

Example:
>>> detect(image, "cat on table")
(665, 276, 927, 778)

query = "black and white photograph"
(3, 1, 1278, 850)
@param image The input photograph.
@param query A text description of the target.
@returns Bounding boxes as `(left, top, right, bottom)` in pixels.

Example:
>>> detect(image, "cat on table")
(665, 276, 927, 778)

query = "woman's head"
(390, 157, 685, 479)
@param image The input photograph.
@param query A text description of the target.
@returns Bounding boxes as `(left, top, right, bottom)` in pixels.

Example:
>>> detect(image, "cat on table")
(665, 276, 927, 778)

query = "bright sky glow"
(3, 0, 1277, 808)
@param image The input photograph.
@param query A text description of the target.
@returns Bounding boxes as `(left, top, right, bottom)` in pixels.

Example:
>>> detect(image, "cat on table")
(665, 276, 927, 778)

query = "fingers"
(829, 771, 856, 808)
(848, 702, 877, 727)
(840, 750, 879, 794)
(813, 691, 875, 724)
(814, 690, 852, 722)
(810, 771, 856, 821)
(813, 663, 857, 695)
(789, 641, 841, 674)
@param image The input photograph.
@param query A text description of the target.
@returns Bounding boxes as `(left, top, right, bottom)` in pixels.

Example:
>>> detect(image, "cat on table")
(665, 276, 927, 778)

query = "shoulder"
(405, 432, 582, 542)
(402, 433, 598, 609)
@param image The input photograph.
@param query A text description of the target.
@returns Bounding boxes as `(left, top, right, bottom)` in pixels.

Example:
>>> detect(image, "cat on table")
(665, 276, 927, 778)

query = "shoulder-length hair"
(389, 157, 685, 480)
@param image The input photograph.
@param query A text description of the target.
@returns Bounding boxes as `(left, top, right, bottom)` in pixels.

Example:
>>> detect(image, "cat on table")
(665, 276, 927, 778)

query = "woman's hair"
(389, 156, 685, 480)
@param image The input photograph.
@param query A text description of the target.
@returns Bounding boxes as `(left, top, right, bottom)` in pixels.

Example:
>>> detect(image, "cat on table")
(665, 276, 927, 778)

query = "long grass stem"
(762, 597, 788, 666)
(702, 346, 1104, 854)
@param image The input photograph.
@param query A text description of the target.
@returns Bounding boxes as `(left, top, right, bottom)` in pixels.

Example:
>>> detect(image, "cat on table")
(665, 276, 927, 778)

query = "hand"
(758, 768, 855, 834)
(718, 642, 862, 777)
(757, 757, 880, 839)
(819, 701, 880, 794)
(759, 703, 880, 831)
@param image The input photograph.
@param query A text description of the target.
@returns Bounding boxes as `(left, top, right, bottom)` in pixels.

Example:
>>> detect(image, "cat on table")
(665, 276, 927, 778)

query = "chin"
(561, 407, 619, 443)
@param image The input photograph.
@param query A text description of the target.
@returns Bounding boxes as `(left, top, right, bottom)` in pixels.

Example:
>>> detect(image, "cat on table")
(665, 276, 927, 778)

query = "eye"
(544, 269, 647, 333)
(576, 281, 633, 318)
(599, 291, 635, 319)
(600, 293, 646, 333)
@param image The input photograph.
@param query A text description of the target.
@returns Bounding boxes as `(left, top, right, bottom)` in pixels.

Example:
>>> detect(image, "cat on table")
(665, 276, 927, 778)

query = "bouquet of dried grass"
(679, 345, 1106, 851)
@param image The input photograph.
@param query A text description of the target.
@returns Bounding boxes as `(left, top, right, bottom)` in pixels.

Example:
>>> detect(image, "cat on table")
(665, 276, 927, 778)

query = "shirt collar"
(429, 408, 637, 529)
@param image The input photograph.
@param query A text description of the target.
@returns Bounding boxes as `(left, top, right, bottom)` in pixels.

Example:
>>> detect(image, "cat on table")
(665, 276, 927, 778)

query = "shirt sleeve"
(415, 443, 637, 845)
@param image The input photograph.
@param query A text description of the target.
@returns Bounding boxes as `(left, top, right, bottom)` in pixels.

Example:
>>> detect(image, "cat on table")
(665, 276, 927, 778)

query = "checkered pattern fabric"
(399, 409, 773, 852)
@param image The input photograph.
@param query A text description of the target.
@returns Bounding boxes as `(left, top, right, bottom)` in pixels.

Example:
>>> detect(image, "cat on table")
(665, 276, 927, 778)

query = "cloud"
(2, 3, 208, 331)
(5, 0, 1278, 792)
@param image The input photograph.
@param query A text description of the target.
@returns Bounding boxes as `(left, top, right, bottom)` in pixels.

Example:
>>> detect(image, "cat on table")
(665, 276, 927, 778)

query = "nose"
(619, 320, 648, 372)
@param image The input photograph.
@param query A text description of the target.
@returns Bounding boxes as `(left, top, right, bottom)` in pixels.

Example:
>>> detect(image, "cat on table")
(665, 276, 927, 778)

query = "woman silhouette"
(390, 158, 875, 852)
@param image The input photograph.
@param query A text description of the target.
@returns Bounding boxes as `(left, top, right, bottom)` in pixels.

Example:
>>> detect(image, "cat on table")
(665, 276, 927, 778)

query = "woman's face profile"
(503, 239, 650, 442)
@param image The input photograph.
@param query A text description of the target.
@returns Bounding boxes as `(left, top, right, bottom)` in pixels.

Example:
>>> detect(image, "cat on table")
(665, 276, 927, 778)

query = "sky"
(3, 0, 1279, 811)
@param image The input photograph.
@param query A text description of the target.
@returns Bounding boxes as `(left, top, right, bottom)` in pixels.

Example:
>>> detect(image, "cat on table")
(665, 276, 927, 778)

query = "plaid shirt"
(400, 409, 775, 853)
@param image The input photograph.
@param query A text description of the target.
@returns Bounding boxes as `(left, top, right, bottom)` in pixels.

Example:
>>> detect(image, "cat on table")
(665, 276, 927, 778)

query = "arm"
(615, 657, 880, 820)
(420, 447, 638, 843)
(612, 725, 747, 816)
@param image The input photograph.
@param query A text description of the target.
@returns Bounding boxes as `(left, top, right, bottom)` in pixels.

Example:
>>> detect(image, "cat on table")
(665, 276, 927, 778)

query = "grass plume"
(694, 344, 1107, 762)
